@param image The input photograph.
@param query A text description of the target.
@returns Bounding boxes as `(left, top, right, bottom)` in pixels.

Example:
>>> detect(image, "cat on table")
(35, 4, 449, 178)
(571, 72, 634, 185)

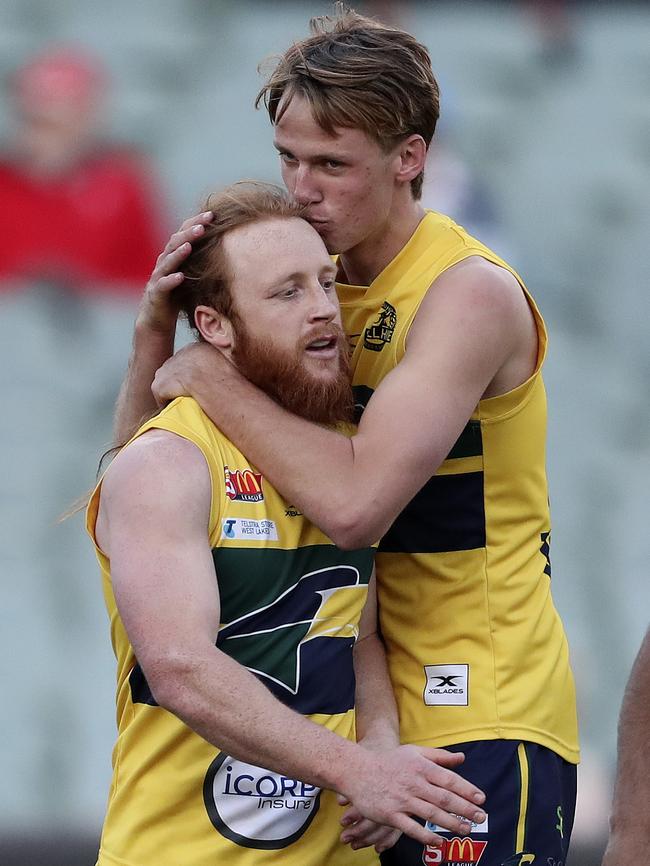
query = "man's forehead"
(273, 93, 368, 154)
(224, 218, 333, 273)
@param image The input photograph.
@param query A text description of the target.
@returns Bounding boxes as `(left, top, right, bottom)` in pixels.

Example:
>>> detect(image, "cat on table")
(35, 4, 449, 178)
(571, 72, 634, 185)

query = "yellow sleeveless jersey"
(337, 211, 579, 764)
(86, 397, 378, 866)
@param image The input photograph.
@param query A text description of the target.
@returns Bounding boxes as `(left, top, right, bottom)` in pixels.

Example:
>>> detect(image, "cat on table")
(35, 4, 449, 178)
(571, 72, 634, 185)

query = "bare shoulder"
(408, 256, 527, 347)
(407, 256, 538, 396)
(423, 255, 528, 318)
(98, 429, 212, 551)
(102, 428, 209, 497)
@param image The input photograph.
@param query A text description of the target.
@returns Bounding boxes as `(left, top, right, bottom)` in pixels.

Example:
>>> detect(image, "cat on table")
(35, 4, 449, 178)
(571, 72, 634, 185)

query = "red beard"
(231, 322, 354, 425)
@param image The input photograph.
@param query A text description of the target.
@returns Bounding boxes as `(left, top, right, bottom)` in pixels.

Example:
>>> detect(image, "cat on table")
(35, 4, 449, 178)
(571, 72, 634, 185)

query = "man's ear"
(194, 305, 234, 352)
(394, 134, 427, 186)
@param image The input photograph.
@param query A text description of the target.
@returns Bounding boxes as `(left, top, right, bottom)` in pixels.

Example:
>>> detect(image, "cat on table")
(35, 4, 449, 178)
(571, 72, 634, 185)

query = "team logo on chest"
(224, 465, 264, 502)
(363, 300, 397, 351)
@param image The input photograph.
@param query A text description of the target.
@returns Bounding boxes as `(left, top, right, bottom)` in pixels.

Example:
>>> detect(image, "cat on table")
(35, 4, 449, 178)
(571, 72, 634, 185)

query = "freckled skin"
(273, 93, 418, 285)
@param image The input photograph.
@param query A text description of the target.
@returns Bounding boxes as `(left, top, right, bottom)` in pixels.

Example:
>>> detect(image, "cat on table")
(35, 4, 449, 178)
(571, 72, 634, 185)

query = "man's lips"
(304, 333, 339, 358)
(306, 217, 329, 230)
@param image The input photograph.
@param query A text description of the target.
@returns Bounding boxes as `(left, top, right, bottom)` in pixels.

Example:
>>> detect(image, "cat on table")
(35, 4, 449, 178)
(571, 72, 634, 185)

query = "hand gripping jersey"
(86, 397, 377, 866)
(337, 211, 579, 764)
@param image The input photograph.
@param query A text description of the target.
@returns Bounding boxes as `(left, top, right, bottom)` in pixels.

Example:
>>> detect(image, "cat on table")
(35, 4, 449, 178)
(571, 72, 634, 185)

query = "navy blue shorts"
(380, 740, 577, 866)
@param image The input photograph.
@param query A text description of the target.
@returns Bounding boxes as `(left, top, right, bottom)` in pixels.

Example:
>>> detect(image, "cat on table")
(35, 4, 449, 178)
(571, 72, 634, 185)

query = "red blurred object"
(0, 150, 164, 294)
(0, 47, 165, 295)
(12, 48, 106, 114)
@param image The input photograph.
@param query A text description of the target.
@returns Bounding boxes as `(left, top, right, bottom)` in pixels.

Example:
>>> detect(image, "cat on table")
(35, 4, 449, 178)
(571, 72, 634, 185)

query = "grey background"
(1, 1, 648, 863)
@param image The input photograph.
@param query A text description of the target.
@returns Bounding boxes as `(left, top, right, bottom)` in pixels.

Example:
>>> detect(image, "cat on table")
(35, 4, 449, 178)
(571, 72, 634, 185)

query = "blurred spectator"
(422, 140, 505, 251)
(523, 0, 579, 68)
(0, 47, 165, 295)
(0, 53, 167, 827)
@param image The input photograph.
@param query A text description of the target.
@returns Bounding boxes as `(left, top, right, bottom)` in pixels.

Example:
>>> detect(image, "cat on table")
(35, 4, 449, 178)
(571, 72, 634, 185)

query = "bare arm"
(353, 572, 400, 751)
(341, 574, 466, 854)
(152, 259, 535, 548)
(97, 431, 486, 845)
(602, 627, 650, 865)
(112, 212, 213, 443)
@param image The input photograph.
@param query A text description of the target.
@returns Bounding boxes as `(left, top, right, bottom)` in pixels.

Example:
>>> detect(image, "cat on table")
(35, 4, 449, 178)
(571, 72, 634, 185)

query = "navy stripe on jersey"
(540, 531, 552, 578)
(352, 384, 375, 424)
(448, 419, 483, 459)
(379, 471, 486, 554)
(129, 664, 156, 706)
(353, 385, 483, 459)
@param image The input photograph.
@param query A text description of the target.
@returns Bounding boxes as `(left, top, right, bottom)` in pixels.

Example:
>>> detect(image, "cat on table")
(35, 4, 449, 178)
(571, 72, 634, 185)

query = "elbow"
(140, 650, 201, 716)
(326, 505, 384, 551)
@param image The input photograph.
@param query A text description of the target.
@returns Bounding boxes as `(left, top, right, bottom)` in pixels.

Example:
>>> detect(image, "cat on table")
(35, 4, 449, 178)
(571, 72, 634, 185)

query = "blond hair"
(256, 4, 440, 199)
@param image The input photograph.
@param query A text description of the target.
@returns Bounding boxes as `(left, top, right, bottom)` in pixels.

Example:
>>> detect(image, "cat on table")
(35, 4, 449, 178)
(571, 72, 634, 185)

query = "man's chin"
(302, 355, 341, 376)
(232, 330, 352, 425)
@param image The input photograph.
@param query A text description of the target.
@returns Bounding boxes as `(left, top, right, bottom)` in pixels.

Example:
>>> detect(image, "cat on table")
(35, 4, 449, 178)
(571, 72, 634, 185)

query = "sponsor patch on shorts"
(422, 836, 487, 865)
(423, 663, 469, 706)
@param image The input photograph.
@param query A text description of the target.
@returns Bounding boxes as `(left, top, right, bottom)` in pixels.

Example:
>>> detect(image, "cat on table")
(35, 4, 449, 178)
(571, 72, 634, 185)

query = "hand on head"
(138, 211, 214, 334)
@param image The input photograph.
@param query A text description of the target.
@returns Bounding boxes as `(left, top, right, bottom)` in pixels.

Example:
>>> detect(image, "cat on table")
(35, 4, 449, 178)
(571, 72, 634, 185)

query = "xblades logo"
(432, 675, 460, 688)
(423, 664, 469, 706)
(428, 673, 464, 695)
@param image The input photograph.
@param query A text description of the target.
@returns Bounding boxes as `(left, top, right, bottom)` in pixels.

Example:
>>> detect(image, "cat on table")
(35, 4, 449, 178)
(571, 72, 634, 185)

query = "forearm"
(152, 643, 366, 796)
(113, 322, 175, 443)
(354, 633, 400, 750)
(189, 371, 391, 548)
(603, 629, 650, 861)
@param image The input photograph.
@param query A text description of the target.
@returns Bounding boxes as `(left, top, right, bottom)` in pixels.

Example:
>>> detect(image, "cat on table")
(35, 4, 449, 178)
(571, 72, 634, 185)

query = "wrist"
(358, 728, 400, 753)
(135, 302, 178, 338)
(325, 738, 373, 798)
(134, 316, 176, 350)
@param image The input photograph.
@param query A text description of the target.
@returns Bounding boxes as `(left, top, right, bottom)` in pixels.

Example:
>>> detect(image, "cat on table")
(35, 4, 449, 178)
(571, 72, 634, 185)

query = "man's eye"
(325, 160, 342, 169)
(322, 279, 335, 291)
(279, 152, 297, 163)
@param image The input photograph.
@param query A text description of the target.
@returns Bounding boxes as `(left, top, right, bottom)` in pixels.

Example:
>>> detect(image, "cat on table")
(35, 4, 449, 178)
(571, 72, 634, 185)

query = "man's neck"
(337, 200, 426, 287)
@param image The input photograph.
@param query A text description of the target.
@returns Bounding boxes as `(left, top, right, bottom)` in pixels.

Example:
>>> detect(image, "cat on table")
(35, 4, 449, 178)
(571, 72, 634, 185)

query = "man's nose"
(308, 286, 338, 322)
(292, 165, 321, 205)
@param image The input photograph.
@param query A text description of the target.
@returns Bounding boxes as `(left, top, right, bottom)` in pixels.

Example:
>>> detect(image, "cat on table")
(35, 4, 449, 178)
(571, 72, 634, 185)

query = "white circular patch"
(203, 754, 321, 849)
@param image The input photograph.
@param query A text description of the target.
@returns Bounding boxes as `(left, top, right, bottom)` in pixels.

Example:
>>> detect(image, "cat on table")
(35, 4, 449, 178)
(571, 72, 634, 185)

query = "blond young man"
(89, 183, 485, 866)
(116, 8, 579, 866)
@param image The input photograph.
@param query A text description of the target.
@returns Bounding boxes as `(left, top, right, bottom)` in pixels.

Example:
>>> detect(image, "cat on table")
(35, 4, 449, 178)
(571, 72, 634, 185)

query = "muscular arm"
(154, 258, 535, 548)
(602, 627, 650, 864)
(96, 430, 486, 843)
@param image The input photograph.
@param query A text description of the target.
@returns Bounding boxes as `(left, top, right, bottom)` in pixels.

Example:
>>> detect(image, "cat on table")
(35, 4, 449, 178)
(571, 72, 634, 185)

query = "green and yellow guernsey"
(337, 211, 579, 765)
(86, 397, 377, 866)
